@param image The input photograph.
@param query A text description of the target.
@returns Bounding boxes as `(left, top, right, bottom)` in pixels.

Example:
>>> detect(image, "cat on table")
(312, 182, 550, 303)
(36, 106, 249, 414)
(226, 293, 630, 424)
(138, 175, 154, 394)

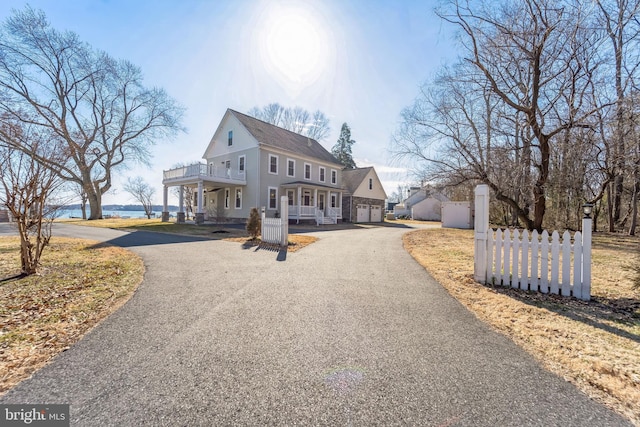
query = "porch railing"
(288, 205, 317, 217)
(163, 163, 245, 182)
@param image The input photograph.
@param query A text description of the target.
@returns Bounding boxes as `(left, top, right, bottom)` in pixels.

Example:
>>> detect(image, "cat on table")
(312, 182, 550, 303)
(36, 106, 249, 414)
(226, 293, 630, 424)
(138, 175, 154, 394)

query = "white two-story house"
(161, 109, 345, 224)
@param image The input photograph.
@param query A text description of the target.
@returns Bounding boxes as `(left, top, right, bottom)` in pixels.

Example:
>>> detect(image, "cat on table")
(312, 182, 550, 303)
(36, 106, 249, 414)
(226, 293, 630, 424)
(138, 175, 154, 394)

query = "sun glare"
(256, 3, 332, 94)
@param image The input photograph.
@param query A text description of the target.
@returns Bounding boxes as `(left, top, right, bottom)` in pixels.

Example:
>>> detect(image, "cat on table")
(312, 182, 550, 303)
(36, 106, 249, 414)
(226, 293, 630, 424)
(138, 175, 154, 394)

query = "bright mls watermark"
(1, 404, 69, 426)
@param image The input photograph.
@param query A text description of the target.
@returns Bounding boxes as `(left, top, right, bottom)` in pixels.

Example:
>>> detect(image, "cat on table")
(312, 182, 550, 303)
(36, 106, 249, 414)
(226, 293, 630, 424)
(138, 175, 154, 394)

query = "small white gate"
(474, 185, 592, 301)
(261, 196, 289, 246)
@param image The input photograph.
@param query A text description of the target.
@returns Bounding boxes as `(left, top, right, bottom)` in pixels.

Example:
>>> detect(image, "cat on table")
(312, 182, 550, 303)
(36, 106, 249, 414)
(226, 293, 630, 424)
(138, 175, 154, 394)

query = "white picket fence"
(486, 228, 591, 299)
(474, 185, 592, 301)
(260, 196, 289, 247)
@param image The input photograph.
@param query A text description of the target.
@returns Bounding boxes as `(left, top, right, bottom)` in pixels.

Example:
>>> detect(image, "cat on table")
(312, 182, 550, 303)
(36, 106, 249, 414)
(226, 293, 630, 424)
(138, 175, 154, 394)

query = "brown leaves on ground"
(403, 228, 640, 425)
(224, 234, 318, 253)
(0, 237, 144, 395)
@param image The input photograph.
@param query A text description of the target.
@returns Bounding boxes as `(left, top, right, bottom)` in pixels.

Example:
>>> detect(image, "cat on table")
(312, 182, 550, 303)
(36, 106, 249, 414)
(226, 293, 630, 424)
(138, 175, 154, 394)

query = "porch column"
(177, 185, 185, 223)
(313, 189, 318, 208)
(195, 181, 204, 225)
(297, 186, 302, 224)
(161, 185, 170, 222)
(339, 192, 343, 222)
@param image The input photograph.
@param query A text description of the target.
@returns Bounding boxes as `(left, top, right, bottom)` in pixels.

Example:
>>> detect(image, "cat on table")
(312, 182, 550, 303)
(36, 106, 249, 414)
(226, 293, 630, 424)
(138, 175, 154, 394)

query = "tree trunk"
(86, 184, 103, 220)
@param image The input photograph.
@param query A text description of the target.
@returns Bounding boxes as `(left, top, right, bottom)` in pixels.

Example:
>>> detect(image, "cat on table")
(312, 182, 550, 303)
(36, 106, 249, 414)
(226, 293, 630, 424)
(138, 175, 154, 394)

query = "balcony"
(162, 163, 246, 186)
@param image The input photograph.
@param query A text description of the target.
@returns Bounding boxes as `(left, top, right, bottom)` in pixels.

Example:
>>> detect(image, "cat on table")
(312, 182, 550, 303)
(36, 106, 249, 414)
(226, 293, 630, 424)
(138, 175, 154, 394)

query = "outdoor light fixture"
(582, 203, 593, 219)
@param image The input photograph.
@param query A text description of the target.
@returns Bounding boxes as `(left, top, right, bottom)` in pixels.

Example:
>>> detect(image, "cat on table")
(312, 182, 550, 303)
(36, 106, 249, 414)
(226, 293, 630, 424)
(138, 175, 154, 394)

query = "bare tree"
(123, 176, 156, 219)
(0, 124, 64, 275)
(0, 7, 184, 220)
(249, 103, 331, 141)
(393, 0, 608, 231)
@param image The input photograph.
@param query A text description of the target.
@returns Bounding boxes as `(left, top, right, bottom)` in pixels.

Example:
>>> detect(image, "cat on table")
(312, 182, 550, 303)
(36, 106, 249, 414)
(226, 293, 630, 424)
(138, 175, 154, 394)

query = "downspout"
(256, 145, 261, 210)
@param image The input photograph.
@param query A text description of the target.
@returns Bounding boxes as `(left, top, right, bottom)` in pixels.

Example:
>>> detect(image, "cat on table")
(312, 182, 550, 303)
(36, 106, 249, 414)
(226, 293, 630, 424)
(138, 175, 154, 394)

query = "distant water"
(58, 209, 160, 219)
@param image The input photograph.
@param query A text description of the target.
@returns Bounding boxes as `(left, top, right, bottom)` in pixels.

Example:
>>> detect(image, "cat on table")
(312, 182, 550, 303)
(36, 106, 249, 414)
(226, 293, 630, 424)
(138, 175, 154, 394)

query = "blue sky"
(0, 0, 457, 205)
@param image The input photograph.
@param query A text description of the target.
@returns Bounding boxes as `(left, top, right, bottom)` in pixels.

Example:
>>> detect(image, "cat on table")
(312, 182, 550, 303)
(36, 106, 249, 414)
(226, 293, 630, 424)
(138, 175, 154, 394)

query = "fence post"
(474, 184, 490, 283)
(581, 215, 592, 301)
(261, 206, 265, 239)
(280, 196, 289, 247)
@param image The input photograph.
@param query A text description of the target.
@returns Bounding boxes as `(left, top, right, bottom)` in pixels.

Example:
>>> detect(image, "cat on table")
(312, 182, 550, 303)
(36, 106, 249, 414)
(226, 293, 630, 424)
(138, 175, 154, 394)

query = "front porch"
(282, 182, 343, 225)
(161, 163, 246, 224)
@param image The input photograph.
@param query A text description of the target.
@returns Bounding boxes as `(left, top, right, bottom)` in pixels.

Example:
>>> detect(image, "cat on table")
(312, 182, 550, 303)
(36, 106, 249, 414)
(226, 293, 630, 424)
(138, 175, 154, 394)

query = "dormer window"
(228, 130, 233, 146)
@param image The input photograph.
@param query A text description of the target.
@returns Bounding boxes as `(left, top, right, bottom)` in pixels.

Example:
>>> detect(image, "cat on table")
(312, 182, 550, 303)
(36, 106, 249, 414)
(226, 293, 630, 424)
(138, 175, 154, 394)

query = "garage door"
(370, 205, 382, 222)
(356, 204, 370, 222)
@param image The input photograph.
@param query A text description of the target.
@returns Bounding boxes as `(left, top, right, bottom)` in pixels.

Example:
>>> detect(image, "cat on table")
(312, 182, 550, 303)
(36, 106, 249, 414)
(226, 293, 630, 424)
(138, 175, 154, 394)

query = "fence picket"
(550, 231, 560, 295)
(530, 230, 539, 292)
(540, 231, 549, 294)
(496, 229, 503, 285)
(521, 230, 530, 291)
(561, 231, 572, 296)
(503, 229, 511, 286)
(512, 229, 520, 289)
(487, 230, 495, 285)
(573, 231, 583, 299)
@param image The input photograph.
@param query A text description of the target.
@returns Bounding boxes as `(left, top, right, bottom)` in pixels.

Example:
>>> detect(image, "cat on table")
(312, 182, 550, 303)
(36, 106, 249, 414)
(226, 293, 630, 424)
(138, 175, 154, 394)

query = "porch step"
(318, 216, 336, 225)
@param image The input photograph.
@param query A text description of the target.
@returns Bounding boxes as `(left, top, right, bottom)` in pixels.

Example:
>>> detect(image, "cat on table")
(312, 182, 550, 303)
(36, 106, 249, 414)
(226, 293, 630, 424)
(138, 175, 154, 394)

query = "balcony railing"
(163, 163, 245, 183)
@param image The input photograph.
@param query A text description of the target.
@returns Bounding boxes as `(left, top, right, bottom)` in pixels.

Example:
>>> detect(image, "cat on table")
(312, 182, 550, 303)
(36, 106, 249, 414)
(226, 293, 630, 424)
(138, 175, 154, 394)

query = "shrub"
(246, 207, 261, 239)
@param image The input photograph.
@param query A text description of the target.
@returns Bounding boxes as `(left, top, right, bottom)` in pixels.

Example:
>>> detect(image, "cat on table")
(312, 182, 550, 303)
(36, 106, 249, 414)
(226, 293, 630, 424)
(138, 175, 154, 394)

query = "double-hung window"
(268, 187, 278, 209)
(269, 154, 278, 175)
(319, 167, 326, 182)
(235, 188, 242, 209)
(287, 159, 295, 177)
(304, 163, 311, 180)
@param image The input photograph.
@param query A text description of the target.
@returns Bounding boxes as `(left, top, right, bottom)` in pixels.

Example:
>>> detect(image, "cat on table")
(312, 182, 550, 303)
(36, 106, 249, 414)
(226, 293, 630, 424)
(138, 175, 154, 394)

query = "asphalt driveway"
(0, 222, 631, 426)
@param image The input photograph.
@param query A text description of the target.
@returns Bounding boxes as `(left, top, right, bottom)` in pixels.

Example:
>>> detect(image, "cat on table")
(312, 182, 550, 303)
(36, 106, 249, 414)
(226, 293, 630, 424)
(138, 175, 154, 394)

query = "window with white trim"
(304, 163, 311, 180)
(268, 187, 278, 209)
(287, 189, 295, 206)
(369, 178, 373, 190)
(238, 155, 245, 174)
(269, 154, 278, 175)
(331, 194, 337, 208)
(287, 159, 295, 177)
(224, 188, 230, 209)
(228, 130, 233, 146)
(235, 188, 242, 209)
(331, 169, 337, 185)
(319, 166, 326, 182)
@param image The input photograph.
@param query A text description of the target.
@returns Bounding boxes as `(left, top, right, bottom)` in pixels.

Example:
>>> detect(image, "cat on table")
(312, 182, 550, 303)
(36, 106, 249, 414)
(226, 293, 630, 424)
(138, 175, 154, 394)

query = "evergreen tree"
(246, 207, 261, 240)
(331, 123, 357, 169)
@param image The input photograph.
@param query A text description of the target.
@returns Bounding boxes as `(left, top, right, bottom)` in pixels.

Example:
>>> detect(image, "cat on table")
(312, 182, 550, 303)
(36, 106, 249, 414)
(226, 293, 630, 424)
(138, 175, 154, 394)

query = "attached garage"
(356, 204, 370, 222)
(342, 167, 388, 223)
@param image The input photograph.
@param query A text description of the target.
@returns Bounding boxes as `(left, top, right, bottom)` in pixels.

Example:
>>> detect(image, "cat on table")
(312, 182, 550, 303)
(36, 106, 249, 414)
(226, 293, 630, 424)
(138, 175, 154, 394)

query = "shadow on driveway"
(87, 230, 212, 249)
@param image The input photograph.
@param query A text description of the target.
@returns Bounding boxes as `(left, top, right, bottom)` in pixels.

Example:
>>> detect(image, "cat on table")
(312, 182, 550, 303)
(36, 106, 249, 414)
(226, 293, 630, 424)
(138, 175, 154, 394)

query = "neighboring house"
(393, 185, 449, 220)
(341, 167, 387, 223)
(0, 209, 9, 222)
(161, 109, 345, 224)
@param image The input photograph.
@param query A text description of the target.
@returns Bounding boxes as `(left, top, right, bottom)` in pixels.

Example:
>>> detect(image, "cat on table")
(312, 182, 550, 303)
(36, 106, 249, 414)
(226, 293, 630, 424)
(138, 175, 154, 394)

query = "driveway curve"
(0, 223, 631, 426)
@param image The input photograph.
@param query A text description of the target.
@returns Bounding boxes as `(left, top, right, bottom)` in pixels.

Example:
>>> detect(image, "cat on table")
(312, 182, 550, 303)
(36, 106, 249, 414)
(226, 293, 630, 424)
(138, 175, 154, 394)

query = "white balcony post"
(195, 181, 204, 225)
(297, 186, 302, 224)
(177, 185, 185, 223)
(161, 185, 169, 222)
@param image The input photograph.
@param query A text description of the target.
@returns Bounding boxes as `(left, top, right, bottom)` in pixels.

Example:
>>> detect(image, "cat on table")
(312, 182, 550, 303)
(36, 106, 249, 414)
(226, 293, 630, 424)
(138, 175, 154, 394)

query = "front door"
(318, 194, 325, 214)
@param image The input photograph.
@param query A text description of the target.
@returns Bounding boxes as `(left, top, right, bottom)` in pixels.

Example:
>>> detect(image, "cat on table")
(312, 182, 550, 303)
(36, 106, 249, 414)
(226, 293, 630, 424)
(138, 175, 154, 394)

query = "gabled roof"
(228, 109, 342, 166)
(341, 167, 373, 193)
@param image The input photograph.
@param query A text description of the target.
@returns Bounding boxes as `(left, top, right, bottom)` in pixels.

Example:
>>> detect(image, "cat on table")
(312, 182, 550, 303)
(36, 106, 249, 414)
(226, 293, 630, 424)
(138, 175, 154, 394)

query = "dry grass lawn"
(0, 237, 144, 395)
(404, 227, 640, 425)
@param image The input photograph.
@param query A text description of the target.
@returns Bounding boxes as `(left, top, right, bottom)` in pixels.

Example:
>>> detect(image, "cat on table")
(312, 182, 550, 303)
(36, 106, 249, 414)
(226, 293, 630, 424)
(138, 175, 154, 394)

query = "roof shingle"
(229, 109, 342, 166)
